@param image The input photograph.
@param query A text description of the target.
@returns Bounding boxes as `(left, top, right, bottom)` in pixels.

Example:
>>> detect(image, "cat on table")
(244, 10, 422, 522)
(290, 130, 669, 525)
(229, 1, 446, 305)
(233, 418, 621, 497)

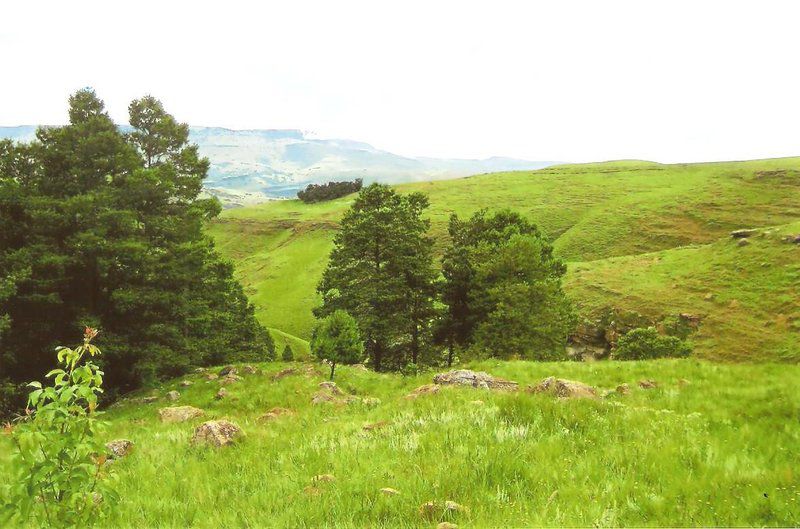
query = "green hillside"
(208, 158, 800, 360)
(4, 360, 798, 527)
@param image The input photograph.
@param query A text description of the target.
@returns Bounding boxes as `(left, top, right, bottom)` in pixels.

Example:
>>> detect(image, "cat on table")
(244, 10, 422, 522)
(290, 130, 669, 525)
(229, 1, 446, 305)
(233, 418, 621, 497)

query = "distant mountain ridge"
(0, 125, 556, 206)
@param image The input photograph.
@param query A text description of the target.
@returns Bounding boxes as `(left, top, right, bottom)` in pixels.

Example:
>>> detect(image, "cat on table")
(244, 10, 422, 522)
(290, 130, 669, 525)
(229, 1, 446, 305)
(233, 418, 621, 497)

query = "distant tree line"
(0, 89, 274, 415)
(312, 183, 576, 372)
(297, 179, 363, 203)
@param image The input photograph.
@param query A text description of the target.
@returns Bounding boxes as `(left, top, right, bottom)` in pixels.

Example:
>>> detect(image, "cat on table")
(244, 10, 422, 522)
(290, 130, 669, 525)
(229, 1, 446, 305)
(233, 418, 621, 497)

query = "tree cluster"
(297, 179, 363, 203)
(314, 184, 575, 372)
(0, 90, 274, 412)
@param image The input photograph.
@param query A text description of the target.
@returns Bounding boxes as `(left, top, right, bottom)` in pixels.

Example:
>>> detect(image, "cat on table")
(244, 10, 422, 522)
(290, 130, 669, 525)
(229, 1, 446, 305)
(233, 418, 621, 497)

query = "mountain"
(208, 157, 800, 362)
(0, 126, 556, 205)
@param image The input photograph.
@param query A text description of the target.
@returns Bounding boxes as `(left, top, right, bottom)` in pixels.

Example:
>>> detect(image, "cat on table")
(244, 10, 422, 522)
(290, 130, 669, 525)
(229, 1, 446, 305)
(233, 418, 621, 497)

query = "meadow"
(208, 158, 800, 361)
(3, 360, 798, 527)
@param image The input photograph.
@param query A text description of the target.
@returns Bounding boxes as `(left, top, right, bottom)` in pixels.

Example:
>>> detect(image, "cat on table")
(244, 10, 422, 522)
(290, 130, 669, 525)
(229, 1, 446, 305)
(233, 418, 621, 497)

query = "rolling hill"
(207, 158, 800, 362)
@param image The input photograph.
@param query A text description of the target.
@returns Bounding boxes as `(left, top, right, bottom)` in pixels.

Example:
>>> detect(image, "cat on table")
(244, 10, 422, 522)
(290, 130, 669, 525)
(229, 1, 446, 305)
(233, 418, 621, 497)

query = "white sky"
(1, 0, 798, 163)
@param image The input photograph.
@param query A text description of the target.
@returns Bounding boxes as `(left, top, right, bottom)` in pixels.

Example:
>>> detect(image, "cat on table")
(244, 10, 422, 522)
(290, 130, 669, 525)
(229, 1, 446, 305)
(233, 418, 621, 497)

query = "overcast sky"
(2, 0, 798, 163)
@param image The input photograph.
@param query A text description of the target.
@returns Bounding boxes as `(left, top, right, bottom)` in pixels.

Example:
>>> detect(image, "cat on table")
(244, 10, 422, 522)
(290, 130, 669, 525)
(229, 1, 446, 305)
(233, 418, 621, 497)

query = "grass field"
(207, 158, 800, 360)
(3, 360, 798, 527)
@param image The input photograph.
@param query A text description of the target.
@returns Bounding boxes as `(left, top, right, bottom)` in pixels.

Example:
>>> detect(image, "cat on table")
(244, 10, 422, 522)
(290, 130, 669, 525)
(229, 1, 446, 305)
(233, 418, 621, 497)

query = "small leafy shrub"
(282, 344, 294, 362)
(400, 362, 419, 377)
(311, 310, 364, 380)
(614, 327, 692, 360)
(1, 328, 118, 528)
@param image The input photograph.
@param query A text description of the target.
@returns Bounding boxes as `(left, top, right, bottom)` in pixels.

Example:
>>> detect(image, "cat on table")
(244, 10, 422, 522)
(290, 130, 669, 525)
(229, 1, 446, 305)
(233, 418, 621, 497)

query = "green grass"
(4, 360, 798, 527)
(209, 158, 800, 359)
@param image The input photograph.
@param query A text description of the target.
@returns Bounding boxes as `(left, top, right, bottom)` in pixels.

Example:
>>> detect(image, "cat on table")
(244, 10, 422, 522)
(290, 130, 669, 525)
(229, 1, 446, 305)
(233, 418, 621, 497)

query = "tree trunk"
(447, 342, 454, 367)
(329, 361, 336, 380)
(411, 324, 419, 365)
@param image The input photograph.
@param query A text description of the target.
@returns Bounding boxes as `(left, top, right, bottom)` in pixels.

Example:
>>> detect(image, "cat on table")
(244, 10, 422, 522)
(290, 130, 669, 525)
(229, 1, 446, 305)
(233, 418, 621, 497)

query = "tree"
(0, 89, 273, 412)
(316, 184, 436, 371)
(311, 310, 363, 380)
(282, 344, 294, 362)
(438, 209, 574, 360)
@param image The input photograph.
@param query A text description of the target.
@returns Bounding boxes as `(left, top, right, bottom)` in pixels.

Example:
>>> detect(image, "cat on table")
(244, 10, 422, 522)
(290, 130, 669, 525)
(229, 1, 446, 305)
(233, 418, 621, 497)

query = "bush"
(282, 344, 294, 362)
(1, 328, 118, 528)
(311, 310, 363, 380)
(614, 327, 692, 360)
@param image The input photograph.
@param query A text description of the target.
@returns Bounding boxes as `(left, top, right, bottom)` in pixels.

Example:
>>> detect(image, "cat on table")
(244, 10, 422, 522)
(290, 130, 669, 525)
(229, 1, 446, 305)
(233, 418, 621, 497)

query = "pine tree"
(311, 310, 363, 380)
(282, 344, 294, 362)
(316, 184, 436, 371)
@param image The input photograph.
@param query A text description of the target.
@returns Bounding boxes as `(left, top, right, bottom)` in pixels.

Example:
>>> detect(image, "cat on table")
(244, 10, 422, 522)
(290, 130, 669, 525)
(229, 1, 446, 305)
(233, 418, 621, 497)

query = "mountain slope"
(0, 126, 555, 202)
(207, 158, 800, 361)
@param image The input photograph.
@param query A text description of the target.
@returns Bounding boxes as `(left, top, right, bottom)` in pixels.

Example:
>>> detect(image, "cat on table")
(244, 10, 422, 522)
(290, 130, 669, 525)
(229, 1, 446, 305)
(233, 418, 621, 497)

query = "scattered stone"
(242, 365, 258, 375)
(205, 373, 219, 381)
(215, 388, 228, 400)
(352, 363, 369, 371)
(730, 228, 758, 239)
(272, 367, 299, 380)
(405, 384, 440, 399)
(142, 396, 158, 404)
(318, 381, 344, 395)
(530, 377, 598, 399)
(444, 501, 467, 513)
(737, 238, 750, 247)
(615, 383, 630, 396)
(219, 374, 243, 386)
(159, 406, 205, 423)
(166, 390, 180, 401)
(361, 397, 381, 408)
(704, 293, 715, 301)
(218, 366, 237, 377)
(191, 420, 243, 447)
(380, 487, 400, 496)
(437, 523, 458, 529)
(638, 379, 658, 389)
(729, 299, 740, 309)
(419, 501, 441, 520)
(180, 380, 193, 387)
(433, 369, 519, 391)
(194, 367, 206, 373)
(105, 439, 134, 459)
(678, 378, 691, 387)
(363, 420, 391, 432)
(258, 407, 295, 421)
(312, 474, 336, 483)
(786, 234, 800, 244)
(470, 399, 485, 406)
(303, 485, 322, 496)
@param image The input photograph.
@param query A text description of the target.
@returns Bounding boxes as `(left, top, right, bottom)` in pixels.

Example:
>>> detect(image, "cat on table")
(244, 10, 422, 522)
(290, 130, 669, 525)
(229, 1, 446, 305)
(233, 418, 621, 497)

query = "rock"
(312, 474, 336, 483)
(419, 501, 441, 519)
(433, 369, 519, 391)
(311, 391, 339, 405)
(271, 367, 299, 380)
(194, 367, 206, 373)
(530, 377, 598, 399)
(258, 407, 295, 421)
(731, 228, 758, 239)
(180, 380, 193, 387)
(361, 397, 381, 408)
(166, 390, 180, 401)
(615, 383, 630, 395)
(242, 365, 258, 375)
(444, 500, 468, 513)
(215, 388, 228, 400)
(219, 374, 243, 385)
(353, 363, 369, 371)
(638, 379, 658, 389)
(380, 487, 400, 496)
(105, 439, 134, 459)
(678, 378, 690, 387)
(303, 485, 322, 497)
(405, 384, 440, 399)
(679, 313, 702, 327)
(786, 234, 800, 244)
(704, 293, 715, 301)
(318, 381, 344, 395)
(205, 373, 219, 381)
(142, 396, 158, 404)
(737, 238, 750, 247)
(363, 420, 391, 432)
(218, 366, 237, 377)
(159, 406, 205, 423)
(437, 524, 459, 529)
(470, 399, 485, 406)
(191, 420, 243, 447)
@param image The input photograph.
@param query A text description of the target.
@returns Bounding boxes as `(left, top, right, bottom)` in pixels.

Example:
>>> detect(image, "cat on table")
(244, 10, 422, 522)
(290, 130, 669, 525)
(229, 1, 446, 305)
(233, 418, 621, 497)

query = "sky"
(1, 0, 799, 163)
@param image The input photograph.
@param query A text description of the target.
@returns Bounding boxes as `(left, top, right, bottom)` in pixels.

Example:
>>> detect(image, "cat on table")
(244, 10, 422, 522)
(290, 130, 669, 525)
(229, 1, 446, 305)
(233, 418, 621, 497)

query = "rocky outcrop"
(218, 366, 237, 377)
(159, 406, 205, 423)
(318, 381, 344, 395)
(105, 439, 134, 459)
(530, 377, 598, 399)
(405, 384, 440, 399)
(191, 420, 243, 447)
(166, 390, 180, 401)
(433, 370, 519, 391)
(219, 374, 243, 386)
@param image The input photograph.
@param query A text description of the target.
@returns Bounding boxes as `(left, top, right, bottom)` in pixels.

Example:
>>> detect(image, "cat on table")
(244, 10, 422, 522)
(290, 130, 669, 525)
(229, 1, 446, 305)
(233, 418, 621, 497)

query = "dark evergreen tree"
(282, 344, 294, 362)
(0, 89, 273, 408)
(315, 184, 436, 371)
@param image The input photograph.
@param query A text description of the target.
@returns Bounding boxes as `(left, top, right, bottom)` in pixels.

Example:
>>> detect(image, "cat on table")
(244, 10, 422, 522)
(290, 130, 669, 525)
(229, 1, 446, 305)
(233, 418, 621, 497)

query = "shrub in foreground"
(1, 328, 118, 528)
(614, 327, 692, 360)
(311, 310, 363, 379)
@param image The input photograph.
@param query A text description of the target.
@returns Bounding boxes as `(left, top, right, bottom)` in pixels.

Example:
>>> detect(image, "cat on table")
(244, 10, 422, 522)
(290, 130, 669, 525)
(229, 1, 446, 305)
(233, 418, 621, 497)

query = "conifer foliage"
(0, 89, 273, 410)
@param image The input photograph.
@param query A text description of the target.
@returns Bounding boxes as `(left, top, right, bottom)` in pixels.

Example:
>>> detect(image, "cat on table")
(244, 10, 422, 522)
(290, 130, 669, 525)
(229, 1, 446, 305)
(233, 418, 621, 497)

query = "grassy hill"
(208, 158, 800, 361)
(4, 360, 798, 527)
